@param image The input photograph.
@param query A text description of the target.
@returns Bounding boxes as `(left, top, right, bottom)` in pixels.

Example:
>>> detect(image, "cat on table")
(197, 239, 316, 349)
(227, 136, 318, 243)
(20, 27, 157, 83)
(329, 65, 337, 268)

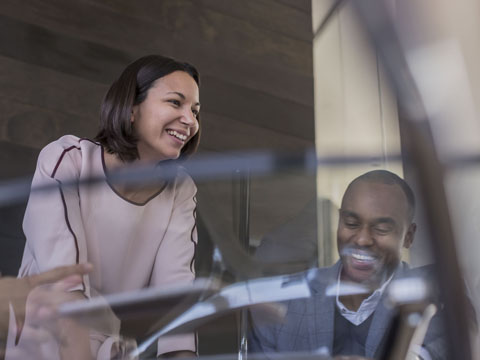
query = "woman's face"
(131, 70, 200, 163)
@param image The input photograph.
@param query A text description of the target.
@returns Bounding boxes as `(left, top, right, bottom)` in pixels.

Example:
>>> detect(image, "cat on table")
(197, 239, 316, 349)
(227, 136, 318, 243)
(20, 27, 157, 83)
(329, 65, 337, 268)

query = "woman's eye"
(192, 109, 199, 117)
(168, 99, 181, 106)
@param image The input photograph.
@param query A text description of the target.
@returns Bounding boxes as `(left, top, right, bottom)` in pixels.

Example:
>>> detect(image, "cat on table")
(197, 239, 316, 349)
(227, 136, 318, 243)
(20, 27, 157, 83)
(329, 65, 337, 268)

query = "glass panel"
(2, 0, 479, 359)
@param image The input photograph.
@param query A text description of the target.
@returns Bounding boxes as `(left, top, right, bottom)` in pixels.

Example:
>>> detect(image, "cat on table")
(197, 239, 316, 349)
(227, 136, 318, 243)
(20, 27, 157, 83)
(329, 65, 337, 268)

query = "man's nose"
(354, 226, 374, 246)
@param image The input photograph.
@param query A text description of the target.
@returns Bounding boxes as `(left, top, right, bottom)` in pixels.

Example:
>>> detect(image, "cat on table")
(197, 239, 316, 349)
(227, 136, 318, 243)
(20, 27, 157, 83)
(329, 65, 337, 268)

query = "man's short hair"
(346, 170, 416, 222)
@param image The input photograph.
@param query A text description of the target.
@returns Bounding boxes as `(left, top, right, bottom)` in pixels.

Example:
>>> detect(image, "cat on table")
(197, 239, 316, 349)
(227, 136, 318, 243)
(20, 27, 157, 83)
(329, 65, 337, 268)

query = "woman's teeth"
(167, 130, 187, 141)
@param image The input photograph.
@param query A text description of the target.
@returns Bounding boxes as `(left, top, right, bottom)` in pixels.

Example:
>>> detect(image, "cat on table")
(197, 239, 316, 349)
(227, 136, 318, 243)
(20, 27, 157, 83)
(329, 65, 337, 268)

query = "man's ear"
(403, 223, 417, 249)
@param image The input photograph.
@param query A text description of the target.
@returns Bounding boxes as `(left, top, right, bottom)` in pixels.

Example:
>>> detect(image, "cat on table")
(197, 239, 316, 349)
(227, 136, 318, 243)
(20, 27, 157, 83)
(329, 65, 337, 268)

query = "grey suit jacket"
(249, 261, 447, 359)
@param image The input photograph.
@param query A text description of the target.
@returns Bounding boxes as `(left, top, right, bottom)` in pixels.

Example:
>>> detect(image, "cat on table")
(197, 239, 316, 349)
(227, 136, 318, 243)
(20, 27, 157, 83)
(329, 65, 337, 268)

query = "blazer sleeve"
(421, 305, 450, 360)
(150, 172, 198, 355)
(19, 139, 90, 296)
(248, 307, 278, 357)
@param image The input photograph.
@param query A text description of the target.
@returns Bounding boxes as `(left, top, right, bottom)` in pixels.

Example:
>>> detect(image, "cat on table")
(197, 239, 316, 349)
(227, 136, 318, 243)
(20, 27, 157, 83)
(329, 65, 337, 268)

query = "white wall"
(312, 0, 403, 265)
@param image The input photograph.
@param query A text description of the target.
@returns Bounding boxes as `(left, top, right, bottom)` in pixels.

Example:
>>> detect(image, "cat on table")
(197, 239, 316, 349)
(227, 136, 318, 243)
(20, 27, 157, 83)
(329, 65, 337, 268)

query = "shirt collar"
(335, 264, 395, 326)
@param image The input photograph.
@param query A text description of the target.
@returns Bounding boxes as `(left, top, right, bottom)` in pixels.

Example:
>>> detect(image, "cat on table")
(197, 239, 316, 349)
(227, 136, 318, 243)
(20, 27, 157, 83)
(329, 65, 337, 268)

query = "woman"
(17, 55, 201, 359)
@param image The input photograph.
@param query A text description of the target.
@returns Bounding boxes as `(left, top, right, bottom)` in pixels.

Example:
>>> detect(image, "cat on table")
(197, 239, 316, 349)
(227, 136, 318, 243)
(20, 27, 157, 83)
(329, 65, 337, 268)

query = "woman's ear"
(130, 105, 138, 123)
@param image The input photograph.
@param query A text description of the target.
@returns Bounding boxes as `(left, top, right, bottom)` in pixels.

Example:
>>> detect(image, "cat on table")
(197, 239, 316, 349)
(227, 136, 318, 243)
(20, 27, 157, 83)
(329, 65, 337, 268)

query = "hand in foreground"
(4, 272, 90, 360)
(0, 264, 92, 359)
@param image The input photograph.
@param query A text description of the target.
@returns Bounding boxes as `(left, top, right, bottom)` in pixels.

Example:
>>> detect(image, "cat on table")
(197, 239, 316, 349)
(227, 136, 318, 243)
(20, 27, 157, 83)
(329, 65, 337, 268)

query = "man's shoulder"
(270, 263, 339, 308)
(304, 261, 341, 295)
(399, 262, 436, 278)
(315, 262, 340, 278)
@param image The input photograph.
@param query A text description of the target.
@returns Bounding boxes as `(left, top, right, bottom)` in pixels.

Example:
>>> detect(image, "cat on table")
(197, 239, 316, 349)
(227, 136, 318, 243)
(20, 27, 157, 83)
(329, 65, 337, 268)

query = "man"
(249, 170, 445, 359)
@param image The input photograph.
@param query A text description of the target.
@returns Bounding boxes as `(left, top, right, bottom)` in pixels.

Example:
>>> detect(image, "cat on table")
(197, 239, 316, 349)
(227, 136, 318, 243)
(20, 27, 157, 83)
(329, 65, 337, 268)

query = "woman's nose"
(181, 109, 197, 127)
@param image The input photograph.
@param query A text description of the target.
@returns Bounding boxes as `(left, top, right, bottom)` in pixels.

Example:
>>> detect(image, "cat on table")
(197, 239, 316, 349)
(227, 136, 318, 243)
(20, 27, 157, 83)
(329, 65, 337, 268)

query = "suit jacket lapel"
(364, 296, 394, 357)
(309, 262, 341, 354)
(365, 262, 408, 357)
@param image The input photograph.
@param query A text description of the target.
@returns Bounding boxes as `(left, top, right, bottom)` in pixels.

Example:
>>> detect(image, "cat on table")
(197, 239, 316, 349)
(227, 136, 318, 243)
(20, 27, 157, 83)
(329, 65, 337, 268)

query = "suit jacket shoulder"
(248, 263, 340, 354)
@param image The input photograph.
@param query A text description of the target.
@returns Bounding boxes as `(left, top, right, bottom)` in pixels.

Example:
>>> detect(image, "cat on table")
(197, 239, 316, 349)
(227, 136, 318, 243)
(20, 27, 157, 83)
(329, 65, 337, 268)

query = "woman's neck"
(103, 150, 166, 203)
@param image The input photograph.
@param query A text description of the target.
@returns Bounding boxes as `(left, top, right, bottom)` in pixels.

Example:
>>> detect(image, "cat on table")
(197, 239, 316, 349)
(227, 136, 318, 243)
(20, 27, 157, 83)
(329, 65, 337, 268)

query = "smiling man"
(249, 170, 446, 360)
(336, 170, 416, 314)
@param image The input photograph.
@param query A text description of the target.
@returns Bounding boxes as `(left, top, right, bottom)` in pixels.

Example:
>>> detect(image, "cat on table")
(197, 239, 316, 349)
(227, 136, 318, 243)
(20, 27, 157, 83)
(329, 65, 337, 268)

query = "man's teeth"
(351, 253, 375, 261)
(167, 130, 187, 141)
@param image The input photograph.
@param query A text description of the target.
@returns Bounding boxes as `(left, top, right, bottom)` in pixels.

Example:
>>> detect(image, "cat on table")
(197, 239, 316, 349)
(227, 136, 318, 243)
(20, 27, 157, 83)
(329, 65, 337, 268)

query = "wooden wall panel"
(0, 99, 96, 148)
(0, 141, 35, 276)
(0, 12, 314, 141)
(200, 113, 312, 153)
(0, 0, 313, 106)
(201, 76, 313, 140)
(275, 0, 312, 13)
(197, 0, 312, 42)
(0, 141, 38, 178)
(0, 15, 131, 83)
(0, 0, 316, 250)
(0, 56, 311, 153)
(0, 55, 107, 120)
(80, 0, 312, 74)
(0, 0, 315, 353)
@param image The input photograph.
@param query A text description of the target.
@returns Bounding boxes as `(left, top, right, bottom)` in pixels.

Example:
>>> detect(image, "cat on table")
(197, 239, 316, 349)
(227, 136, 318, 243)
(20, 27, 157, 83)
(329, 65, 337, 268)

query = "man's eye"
(345, 222, 359, 228)
(374, 227, 391, 234)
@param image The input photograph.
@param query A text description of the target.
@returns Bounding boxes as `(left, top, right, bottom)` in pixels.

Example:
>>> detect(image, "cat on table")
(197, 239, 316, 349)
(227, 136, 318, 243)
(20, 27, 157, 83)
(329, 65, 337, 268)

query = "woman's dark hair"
(95, 55, 201, 162)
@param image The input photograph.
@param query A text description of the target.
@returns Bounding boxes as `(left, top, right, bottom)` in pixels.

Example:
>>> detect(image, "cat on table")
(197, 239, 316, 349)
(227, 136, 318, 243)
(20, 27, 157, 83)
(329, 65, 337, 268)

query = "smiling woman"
(128, 71, 200, 164)
(96, 55, 201, 164)
(15, 55, 201, 359)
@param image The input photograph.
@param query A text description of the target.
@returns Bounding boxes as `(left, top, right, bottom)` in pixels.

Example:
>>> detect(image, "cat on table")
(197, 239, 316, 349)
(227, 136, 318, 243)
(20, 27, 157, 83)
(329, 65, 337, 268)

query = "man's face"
(337, 181, 415, 287)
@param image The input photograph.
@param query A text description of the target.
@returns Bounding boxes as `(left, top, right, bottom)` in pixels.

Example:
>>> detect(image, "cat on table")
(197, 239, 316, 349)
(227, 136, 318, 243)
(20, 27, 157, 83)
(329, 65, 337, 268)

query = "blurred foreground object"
(1, 263, 92, 359)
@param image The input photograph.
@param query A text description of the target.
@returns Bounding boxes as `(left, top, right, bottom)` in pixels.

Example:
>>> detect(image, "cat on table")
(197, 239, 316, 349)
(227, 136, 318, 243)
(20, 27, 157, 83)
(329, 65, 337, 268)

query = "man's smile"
(341, 247, 378, 267)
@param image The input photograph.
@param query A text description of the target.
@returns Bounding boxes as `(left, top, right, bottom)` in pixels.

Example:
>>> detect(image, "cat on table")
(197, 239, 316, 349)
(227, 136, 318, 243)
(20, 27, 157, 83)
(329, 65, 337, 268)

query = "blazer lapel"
(364, 263, 408, 357)
(309, 262, 341, 354)
(364, 296, 394, 358)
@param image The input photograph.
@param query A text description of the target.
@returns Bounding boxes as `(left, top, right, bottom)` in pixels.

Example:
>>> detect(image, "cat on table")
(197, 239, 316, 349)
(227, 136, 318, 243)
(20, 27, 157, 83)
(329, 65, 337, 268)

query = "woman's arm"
(21, 137, 90, 294)
(150, 173, 198, 357)
(19, 138, 92, 358)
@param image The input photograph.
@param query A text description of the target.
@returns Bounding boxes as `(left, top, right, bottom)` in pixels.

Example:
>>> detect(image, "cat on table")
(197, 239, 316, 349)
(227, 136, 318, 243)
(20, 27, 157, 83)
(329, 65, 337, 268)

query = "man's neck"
(338, 268, 393, 312)
(339, 292, 371, 312)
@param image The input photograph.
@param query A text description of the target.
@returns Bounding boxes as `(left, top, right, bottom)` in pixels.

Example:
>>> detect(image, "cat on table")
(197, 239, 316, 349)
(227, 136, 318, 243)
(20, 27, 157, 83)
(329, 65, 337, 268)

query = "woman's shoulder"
(174, 166, 196, 190)
(37, 135, 101, 178)
(165, 166, 196, 203)
(40, 135, 100, 154)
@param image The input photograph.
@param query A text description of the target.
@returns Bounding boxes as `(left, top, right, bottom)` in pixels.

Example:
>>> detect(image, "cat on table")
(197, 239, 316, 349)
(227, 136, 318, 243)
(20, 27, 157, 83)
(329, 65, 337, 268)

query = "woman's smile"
(131, 71, 200, 163)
